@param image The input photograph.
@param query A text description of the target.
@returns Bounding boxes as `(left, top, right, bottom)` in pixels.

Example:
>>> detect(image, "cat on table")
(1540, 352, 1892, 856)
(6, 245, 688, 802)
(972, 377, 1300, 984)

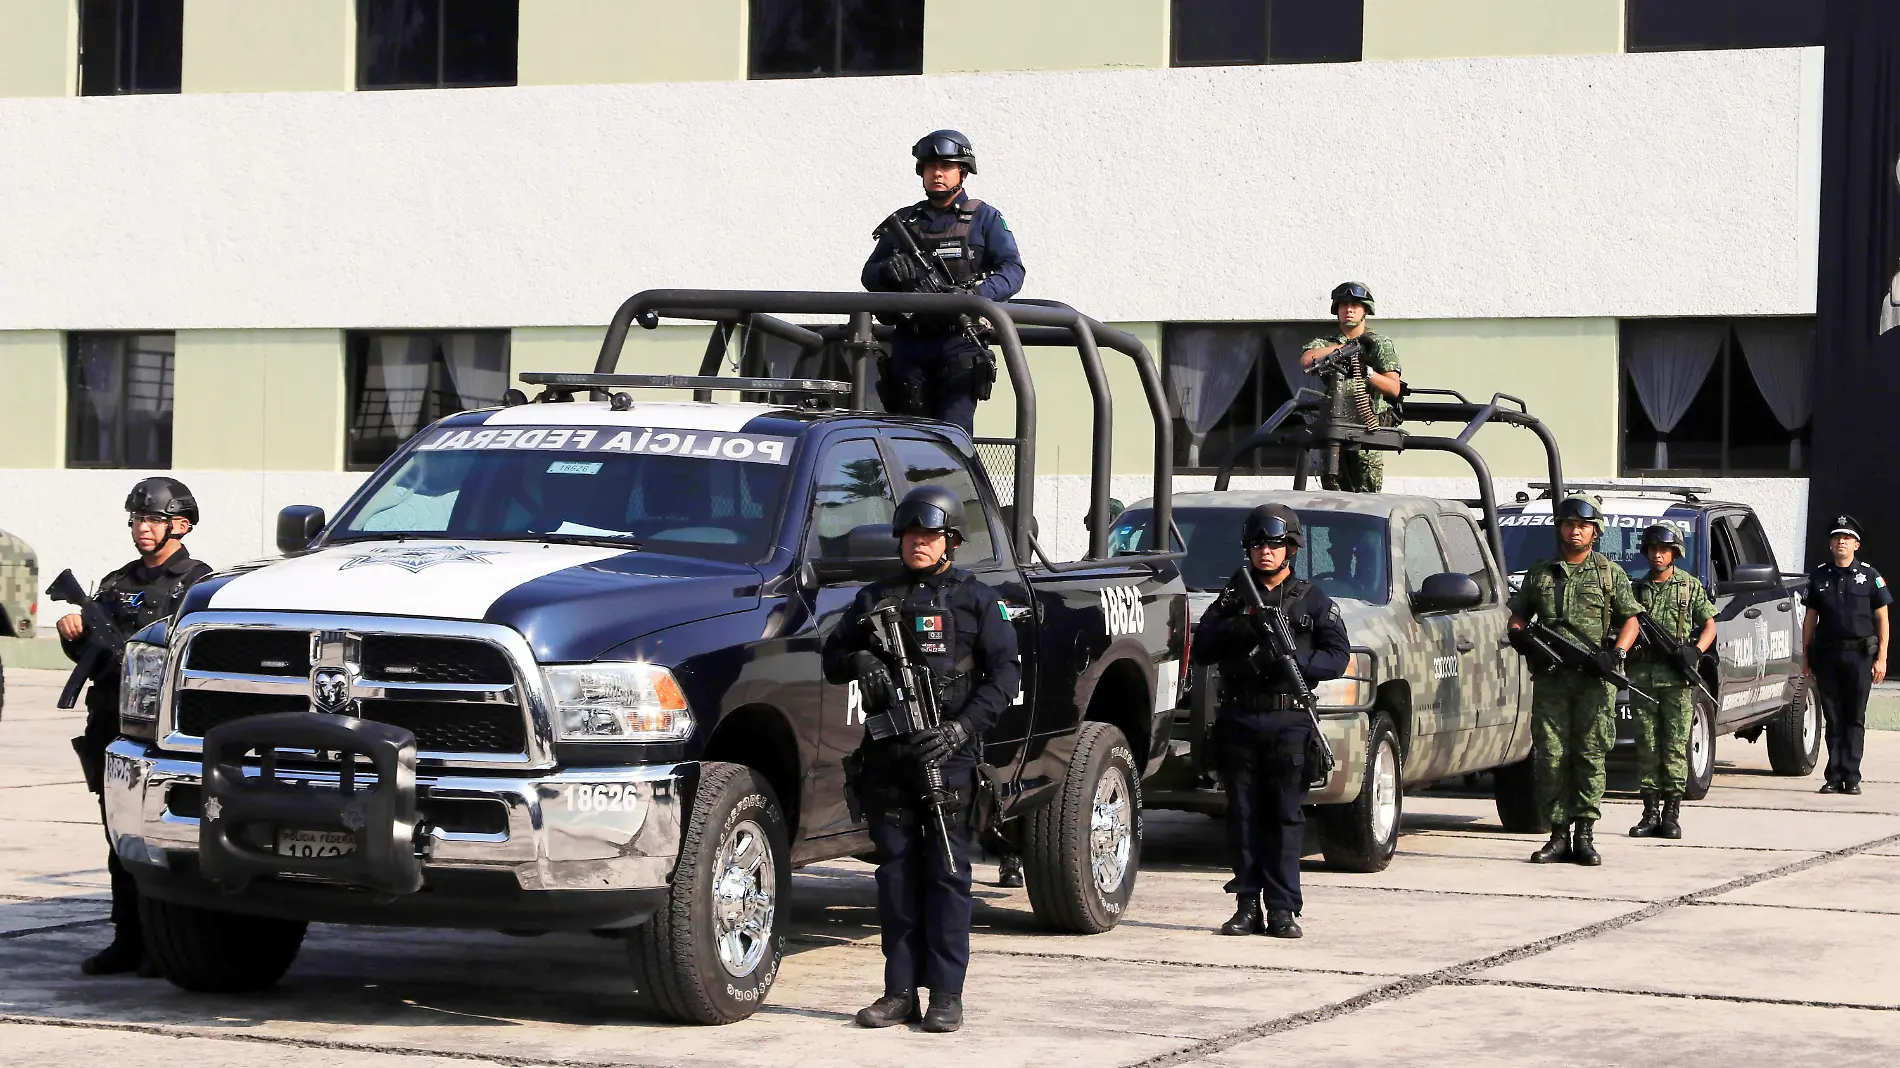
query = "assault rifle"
(864, 602, 960, 869)
(1303, 335, 1381, 428)
(45, 569, 127, 710)
(1635, 613, 1719, 706)
(1509, 619, 1654, 704)
(875, 211, 997, 399)
(1234, 567, 1338, 790)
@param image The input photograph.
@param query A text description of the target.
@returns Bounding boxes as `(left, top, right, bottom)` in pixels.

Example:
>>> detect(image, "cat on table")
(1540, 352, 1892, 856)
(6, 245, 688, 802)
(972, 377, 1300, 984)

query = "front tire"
(628, 762, 789, 1024)
(1684, 695, 1717, 801)
(1491, 756, 1547, 833)
(1022, 721, 1140, 934)
(1765, 677, 1821, 777)
(1319, 712, 1402, 872)
(142, 897, 306, 992)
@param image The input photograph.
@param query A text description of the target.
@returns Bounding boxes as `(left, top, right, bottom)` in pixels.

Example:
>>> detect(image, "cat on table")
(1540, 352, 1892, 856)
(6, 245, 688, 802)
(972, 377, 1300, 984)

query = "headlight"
(1312, 651, 1374, 709)
(543, 663, 694, 743)
(120, 641, 168, 739)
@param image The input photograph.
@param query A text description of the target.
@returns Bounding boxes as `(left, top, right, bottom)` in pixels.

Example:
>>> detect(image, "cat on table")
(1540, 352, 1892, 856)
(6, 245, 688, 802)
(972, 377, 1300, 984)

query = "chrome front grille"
(159, 613, 552, 768)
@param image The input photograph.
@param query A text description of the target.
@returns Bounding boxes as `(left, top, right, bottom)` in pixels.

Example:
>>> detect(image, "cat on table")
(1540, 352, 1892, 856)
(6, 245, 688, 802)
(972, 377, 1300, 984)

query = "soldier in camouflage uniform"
(1627, 524, 1716, 841)
(1302, 282, 1402, 493)
(1506, 495, 1643, 866)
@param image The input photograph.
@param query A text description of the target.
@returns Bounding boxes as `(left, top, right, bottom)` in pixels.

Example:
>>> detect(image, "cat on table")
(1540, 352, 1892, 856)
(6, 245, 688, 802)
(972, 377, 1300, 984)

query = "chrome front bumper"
(104, 739, 689, 896)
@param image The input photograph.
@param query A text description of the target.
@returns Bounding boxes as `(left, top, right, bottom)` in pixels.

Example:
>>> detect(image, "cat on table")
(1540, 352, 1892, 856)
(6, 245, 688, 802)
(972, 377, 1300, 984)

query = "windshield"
(1110, 506, 1391, 605)
(331, 422, 796, 564)
(1498, 511, 1699, 582)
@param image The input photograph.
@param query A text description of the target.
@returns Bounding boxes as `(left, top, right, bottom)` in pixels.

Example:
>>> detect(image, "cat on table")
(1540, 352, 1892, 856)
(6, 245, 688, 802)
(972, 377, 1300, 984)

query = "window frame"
(1617, 316, 1813, 478)
(1625, 0, 1826, 53)
(804, 435, 900, 565)
(78, 0, 184, 96)
(1400, 514, 1450, 601)
(1162, 320, 1331, 476)
(1437, 511, 1499, 605)
(883, 433, 1008, 572)
(747, 0, 926, 81)
(1170, 0, 1364, 67)
(356, 0, 519, 91)
(344, 329, 512, 472)
(65, 331, 177, 470)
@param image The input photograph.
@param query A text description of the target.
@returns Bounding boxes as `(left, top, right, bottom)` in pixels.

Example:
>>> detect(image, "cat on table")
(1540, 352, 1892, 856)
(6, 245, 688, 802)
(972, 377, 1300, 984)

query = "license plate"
(276, 828, 356, 858)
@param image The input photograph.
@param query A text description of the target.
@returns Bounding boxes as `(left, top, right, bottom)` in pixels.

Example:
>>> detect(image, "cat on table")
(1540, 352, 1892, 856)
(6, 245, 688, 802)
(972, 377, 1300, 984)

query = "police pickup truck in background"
(1496, 484, 1816, 799)
(101, 292, 1188, 1024)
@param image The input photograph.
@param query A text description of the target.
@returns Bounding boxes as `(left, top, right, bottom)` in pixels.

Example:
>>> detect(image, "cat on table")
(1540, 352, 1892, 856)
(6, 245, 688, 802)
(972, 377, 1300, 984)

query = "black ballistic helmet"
(125, 477, 199, 525)
(1330, 281, 1376, 315)
(892, 485, 968, 543)
(1242, 504, 1304, 549)
(913, 129, 977, 175)
(1640, 524, 1685, 559)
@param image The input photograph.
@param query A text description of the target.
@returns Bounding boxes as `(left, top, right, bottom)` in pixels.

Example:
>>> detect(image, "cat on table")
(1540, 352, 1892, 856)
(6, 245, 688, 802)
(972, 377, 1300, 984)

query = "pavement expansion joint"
(1447, 976, 1900, 1014)
(0, 917, 108, 941)
(1688, 898, 1900, 916)
(1111, 828, 1900, 1068)
(0, 1015, 670, 1068)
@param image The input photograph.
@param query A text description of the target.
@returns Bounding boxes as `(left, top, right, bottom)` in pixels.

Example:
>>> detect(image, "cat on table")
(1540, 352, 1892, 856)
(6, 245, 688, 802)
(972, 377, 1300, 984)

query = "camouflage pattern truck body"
(1112, 490, 1539, 871)
(0, 529, 39, 639)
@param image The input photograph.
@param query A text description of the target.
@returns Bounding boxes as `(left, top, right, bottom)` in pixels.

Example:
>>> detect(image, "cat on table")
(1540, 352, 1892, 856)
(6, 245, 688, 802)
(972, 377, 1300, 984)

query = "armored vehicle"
(1497, 483, 1816, 799)
(103, 290, 1188, 1023)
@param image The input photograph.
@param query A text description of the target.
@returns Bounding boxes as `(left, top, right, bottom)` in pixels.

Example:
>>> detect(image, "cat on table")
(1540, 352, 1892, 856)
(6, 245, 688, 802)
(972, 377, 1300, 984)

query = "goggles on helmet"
(1243, 516, 1294, 549)
(895, 503, 955, 533)
(1558, 498, 1602, 523)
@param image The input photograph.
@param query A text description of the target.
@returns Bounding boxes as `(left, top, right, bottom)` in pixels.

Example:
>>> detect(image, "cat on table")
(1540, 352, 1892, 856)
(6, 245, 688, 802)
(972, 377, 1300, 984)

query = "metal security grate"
(177, 691, 309, 736)
(361, 635, 513, 685)
(974, 439, 1018, 507)
(358, 700, 527, 753)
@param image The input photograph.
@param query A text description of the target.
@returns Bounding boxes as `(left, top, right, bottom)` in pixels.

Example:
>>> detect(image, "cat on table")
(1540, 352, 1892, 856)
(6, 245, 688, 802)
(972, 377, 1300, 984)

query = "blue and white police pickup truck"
(102, 291, 1188, 1023)
(1496, 483, 1816, 799)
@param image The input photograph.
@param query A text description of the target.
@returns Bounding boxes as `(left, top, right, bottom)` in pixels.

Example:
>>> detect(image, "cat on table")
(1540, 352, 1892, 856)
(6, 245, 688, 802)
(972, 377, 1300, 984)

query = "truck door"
(805, 436, 899, 839)
(1722, 511, 1797, 717)
(883, 435, 1037, 770)
(1400, 515, 1465, 778)
(1707, 514, 1758, 729)
(1438, 511, 1516, 743)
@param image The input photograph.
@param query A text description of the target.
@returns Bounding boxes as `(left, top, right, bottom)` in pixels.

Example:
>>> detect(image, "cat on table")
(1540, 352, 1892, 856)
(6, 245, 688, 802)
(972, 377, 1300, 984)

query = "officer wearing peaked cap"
(863, 130, 1025, 434)
(1804, 515, 1890, 795)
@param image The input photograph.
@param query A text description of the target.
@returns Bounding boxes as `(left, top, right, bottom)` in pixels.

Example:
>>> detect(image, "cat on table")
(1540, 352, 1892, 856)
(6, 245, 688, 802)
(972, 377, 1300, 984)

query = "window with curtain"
(347, 331, 511, 470)
(358, 0, 518, 90)
(1162, 321, 1332, 473)
(1172, 0, 1363, 66)
(78, 0, 183, 95)
(1619, 317, 1813, 476)
(1626, 0, 1826, 52)
(67, 333, 175, 469)
(749, 0, 925, 79)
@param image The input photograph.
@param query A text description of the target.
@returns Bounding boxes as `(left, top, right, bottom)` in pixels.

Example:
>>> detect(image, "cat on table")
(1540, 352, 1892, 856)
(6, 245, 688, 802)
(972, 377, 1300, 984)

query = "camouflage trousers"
(1629, 683, 1693, 798)
(1531, 673, 1616, 825)
(1319, 448, 1383, 493)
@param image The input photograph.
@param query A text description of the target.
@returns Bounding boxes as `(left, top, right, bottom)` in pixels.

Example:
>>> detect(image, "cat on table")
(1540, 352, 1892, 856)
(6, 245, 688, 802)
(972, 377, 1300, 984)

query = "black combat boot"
(1571, 820, 1602, 866)
(80, 939, 143, 976)
(995, 854, 1024, 888)
(1657, 797, 1683, 840)
(1220, 893, 1264, 935)
(922, 991, 964, 1033)
(855, 990, 920, 1028)
(1629, 794, 1661, 838)
(1530, 824, 1571, 864)
(1818, 780, 1842, 794)
(1843, 782, 1863, 796)
(1265, 909, 1303, 939)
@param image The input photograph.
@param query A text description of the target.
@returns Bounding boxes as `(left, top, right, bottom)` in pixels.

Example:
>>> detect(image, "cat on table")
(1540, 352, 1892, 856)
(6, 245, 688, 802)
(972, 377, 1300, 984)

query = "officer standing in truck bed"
(1805, 515, 1890, 795)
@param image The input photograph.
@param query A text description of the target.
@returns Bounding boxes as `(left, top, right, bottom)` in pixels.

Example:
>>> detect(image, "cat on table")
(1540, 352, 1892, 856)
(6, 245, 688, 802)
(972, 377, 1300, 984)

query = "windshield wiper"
(503, 534, 644, 551)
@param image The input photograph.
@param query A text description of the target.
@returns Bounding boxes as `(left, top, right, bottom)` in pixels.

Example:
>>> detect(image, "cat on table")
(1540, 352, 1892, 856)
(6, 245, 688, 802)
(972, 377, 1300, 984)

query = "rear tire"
(1022, 721, 1140, 934)
(141, 897, 306, 993)
(627, 762, 788, 1024)
(1491, 757, 1546, 833)
(1765, 677, 1821, 777)
(1684, 695, 1717, 801)
(1318, 712, 1402, 872)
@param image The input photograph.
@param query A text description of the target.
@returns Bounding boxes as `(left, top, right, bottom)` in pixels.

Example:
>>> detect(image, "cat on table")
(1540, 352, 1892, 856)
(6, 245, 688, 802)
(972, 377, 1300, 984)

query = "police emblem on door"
(311, 666, 354, 713)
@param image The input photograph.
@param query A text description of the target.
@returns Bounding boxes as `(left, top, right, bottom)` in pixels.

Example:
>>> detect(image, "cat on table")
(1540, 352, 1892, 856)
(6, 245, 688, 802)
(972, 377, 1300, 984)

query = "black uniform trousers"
(79, 708, 142, 946)
(1215, 710, 1310, 913)
(887, 331, 984, 434)
(1813, 642, 1873, 786)
(867, 761, 975, 995)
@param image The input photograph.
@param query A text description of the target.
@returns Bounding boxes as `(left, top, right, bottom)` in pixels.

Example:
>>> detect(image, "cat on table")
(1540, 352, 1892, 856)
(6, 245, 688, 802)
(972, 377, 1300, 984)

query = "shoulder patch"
(1879, 576, 1888, 589)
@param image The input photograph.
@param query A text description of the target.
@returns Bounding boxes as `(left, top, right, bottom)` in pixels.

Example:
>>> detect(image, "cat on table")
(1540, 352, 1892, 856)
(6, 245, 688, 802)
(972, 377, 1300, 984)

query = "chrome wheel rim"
(1090, 766, 1133, 895)
(1801, 685, 1819, 755)
(1371, 735, 1400, 845)
(1690, 708, 1712, 782)
(711, 818, 775, 978)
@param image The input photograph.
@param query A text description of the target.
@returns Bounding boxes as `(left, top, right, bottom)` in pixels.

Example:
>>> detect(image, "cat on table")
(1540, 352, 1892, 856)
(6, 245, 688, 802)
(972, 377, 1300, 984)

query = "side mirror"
(1412, 572, 1483, 614)
(1719, 562, 1777, 595)
(814, 524, 901, 582)
(276, 505, 326, 554)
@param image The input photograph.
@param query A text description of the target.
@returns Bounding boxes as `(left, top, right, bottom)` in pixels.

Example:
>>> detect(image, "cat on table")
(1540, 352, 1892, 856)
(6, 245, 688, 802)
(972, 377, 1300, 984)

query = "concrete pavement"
(3, 665, 1896, 1066)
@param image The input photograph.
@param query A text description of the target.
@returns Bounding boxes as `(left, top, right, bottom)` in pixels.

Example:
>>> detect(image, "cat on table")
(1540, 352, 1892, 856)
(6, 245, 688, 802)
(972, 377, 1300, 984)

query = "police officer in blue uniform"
(822, 486, 1021, 1032)
(1803, 515, 1890, 795)
(55, 478, 214, 975)
(1192, 505, 1349, 938)
(862, 130, 1025, 434)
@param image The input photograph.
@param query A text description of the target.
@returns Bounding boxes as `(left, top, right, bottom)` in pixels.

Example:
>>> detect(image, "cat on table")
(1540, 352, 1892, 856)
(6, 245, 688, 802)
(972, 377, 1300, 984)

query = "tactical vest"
(1218, 576, 1318, 705)
(904, 198, 986, 286)
(901, 579, 976, 717)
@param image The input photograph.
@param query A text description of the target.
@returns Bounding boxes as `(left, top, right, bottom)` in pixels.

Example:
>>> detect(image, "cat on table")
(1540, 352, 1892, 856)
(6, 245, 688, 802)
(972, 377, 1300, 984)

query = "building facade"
(0, 0, 1825, 604)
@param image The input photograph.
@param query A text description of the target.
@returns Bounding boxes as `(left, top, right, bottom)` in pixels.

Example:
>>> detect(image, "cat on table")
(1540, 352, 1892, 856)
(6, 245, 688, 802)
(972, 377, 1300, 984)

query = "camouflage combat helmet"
(1330, 281, 1375, 315)
(1555, 494, 1605, 534)
(1640, 523, 1685, 560)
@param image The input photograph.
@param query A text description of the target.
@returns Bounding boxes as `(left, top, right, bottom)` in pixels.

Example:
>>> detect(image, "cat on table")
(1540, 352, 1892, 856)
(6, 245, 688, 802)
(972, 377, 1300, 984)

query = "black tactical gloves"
(851, 651, 895, 713)
(1677, 646, 1703, 677)
(881, 255, 921, 288)
(913, 717, 971, 765)
(1593, 648, 1625, 677)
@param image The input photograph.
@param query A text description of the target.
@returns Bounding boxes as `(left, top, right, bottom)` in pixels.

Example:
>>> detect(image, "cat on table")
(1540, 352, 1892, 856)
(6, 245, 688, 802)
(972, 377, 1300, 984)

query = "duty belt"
(1223, 692, 1305, 711)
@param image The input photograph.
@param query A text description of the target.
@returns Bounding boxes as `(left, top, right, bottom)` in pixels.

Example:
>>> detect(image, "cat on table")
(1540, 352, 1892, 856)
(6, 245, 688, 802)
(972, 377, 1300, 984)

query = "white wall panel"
(0, 48, 1817, 331)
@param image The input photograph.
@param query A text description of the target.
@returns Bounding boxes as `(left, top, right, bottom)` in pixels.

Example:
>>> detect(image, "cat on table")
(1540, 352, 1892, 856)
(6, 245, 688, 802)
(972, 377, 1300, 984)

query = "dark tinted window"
(1627, 0, 1825, 52)
(1109, 506, 1390, 605)
(1725, 513, 1777, 569)
(1172, 0, 1361, 66)
(347, 332, 511, 469)
(1498, 510, 1702, 583)
(1401, 517, 1447, 596)
(359, 0, 518, 89)
(79, 0, 183, 95)
(750, 0, 925, 78)
(810, 438, 896, 559)
(888, 437, 999, 568)
(67, 333, 175, 469)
